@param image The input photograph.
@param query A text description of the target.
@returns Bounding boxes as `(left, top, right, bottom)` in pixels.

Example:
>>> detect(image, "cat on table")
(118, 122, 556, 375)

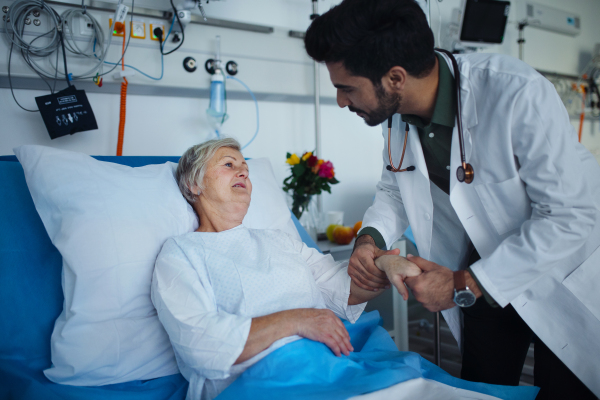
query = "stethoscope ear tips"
(406, 166, 415, 172)
(386, 165, 393, 171)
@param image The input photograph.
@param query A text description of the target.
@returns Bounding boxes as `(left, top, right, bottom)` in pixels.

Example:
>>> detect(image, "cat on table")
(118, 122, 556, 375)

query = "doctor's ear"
(383, 66, 408, 92)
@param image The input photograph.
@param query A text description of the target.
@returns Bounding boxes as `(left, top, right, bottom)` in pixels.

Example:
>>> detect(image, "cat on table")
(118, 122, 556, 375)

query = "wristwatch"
(453, 270, 476, 307)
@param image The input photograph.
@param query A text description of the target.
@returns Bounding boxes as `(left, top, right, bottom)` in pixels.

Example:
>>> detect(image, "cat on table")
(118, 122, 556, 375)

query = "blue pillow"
(0, 161, 63, 364)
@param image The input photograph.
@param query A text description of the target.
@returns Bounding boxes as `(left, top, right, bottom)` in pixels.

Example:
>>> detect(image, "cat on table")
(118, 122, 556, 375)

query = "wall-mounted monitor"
(458, 0, 510, 48)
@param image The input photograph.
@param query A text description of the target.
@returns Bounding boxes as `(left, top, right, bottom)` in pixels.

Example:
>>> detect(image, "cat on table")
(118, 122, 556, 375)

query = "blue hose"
(226, 76, 259, 150)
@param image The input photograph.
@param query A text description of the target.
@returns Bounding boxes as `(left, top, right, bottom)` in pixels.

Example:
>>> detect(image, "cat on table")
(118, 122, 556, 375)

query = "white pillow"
(14, 145, 298, 386)
(243, 158, 300, 241)
(15, 145, 195, 385)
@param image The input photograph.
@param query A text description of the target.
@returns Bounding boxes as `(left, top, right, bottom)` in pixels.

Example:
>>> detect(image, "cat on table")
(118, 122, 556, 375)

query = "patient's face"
(200, 147, 252, 213)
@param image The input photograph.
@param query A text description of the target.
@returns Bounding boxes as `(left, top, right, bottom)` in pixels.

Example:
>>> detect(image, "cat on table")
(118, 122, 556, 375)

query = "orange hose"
(116, 25, 127, 156)
(117, 78, 128, 156)
(578, 85, 586, 143)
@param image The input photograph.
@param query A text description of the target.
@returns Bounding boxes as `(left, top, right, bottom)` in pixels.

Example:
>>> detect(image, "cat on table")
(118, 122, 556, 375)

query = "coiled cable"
(116, 21, 128, 156)
(58, 7, 112, 79)
(5, 0, 61, 57)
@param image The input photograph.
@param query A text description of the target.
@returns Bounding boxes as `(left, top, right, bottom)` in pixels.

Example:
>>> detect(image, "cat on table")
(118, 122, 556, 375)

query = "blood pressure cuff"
(35, 86, 98, 140)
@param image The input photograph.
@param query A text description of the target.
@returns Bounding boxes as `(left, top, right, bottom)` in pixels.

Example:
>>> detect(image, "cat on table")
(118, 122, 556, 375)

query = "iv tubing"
(93, 39, 164, 80)
(226, 76, 259, 150)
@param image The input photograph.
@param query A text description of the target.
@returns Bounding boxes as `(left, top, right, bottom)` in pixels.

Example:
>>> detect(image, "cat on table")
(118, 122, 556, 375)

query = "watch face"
(455, 290, 476, 307)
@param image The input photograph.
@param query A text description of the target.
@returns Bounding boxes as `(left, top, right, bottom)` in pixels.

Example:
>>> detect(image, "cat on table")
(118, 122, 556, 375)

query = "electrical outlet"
(77, 14, 94, 37)
(130, 20, 145, 39)
(150, 22, 164, 41)
(109, 17, 124, 37)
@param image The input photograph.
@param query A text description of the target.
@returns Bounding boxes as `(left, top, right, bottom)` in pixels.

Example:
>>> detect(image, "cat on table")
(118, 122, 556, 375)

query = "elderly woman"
(151, 138, 420, 400)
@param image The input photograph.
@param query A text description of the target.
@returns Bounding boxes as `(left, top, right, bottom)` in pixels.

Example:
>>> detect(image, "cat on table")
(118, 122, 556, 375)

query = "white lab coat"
(362, 52, 600, 394)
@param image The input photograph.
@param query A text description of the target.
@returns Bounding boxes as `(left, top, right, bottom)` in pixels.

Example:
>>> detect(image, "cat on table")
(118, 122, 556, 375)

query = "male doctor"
(304, 0, 600, 399)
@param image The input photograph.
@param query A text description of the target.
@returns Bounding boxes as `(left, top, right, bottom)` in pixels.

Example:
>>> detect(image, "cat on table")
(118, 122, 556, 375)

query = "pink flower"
(318, 161, 335, 179)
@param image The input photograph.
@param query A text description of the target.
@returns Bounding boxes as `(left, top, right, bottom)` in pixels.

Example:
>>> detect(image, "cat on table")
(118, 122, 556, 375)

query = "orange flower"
(311, 159, 325, 173)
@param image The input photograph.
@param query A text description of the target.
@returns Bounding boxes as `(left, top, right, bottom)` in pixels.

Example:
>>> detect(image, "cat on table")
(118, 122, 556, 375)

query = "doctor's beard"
(349, 84, 402, 127)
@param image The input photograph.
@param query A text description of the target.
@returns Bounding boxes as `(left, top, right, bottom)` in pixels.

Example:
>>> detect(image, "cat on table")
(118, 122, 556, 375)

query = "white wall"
(429, 0, 600, 161)
(1, 0, 599, 226)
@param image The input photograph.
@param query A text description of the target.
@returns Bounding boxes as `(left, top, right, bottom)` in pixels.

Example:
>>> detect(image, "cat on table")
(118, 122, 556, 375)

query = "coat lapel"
(444, 54, 500, 258)
(390, 114, 434, 260)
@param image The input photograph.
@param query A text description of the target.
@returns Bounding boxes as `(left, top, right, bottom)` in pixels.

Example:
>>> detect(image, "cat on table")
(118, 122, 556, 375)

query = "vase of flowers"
(283, 151, 339, 220)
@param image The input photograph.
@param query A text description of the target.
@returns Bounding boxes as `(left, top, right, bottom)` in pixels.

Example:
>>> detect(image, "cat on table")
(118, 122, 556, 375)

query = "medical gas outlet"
(183, 57, 197, 72)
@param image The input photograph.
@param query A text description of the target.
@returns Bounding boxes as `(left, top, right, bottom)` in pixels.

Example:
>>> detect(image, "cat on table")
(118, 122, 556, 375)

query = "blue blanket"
(218, 311, 539, 400)
(0, 357, 188, 400)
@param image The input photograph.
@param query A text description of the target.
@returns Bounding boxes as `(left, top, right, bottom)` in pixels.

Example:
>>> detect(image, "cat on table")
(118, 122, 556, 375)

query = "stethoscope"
(386, 48, 474, 184)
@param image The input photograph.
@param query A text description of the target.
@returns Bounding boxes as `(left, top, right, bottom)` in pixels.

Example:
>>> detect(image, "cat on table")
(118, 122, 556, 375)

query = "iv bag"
(206, 70, 228, 127)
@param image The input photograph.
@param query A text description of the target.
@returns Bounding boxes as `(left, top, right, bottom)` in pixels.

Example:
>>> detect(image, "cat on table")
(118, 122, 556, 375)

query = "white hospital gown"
(151, 225, 366, 400)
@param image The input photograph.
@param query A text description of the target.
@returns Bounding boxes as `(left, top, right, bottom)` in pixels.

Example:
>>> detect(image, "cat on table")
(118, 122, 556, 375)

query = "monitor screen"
(460, 0, 511, 44)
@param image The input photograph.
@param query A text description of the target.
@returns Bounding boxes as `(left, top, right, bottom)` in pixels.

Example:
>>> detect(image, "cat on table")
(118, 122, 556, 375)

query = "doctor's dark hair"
(177, 138, 242, 204)
(304, 0, 436, 84)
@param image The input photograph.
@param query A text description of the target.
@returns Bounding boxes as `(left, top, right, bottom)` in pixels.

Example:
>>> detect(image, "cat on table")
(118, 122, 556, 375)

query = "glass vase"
(298, 196, 319, 242)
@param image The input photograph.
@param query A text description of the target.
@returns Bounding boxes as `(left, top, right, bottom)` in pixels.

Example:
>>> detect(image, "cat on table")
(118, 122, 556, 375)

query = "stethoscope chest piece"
(457, 163, 474, 184)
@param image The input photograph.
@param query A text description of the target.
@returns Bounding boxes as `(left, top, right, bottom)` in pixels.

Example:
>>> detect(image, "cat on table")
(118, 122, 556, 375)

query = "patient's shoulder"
(157, 232, 206, 264)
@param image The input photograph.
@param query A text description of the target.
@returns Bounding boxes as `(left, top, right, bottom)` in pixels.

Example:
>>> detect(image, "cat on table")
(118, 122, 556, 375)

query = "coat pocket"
(562, 244, 600, 322)
(474, 175, 532, 236)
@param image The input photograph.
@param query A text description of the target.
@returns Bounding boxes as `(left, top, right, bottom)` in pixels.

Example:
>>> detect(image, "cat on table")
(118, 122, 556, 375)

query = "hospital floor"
(364, 292, 535, 386)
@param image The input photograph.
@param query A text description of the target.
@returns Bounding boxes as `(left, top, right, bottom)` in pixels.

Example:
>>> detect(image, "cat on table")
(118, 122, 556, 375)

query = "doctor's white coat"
(362, 52, 600, 394)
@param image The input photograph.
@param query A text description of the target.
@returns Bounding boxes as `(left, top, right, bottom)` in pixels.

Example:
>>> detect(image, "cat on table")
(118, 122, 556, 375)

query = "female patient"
(150, 138, 419, 400)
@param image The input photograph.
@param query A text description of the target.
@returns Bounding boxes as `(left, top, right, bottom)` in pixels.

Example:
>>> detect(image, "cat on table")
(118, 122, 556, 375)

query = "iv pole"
(427, 0, 442, 368)
(311, 0, 323, 214)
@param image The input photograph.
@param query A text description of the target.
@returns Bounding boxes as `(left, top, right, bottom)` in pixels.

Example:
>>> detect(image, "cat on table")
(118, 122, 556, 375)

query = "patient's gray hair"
(177, 138, 242, 203)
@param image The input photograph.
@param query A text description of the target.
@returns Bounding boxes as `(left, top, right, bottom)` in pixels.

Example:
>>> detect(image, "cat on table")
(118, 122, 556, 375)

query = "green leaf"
(286, 152, 291, 159)
(329, 177, 340, 184)
(292, 164, 306, 177)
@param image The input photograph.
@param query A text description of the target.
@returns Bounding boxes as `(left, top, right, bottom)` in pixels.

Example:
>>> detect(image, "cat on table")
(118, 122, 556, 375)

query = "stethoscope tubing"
(387, 49, 473, 184)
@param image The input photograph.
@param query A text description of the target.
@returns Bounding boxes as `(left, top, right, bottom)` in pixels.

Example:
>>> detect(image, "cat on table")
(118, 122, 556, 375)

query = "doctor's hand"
(294, 309, 353, 357)
(348, 236, 401, 291)
(403, 255, 458, 312)
(374, 255, 422, 301)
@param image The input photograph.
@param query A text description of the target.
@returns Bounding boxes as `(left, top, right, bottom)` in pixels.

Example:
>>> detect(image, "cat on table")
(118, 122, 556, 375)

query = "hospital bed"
(0, 154, 537, 400)
(0, 154, 358, 399)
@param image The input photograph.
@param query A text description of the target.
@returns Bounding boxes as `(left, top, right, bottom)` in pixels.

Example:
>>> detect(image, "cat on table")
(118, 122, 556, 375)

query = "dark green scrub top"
(401, 52, 455, 196)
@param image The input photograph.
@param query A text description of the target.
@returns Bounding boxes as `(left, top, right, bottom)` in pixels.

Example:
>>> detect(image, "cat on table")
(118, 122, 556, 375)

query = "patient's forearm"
(348, 281, 383, 305)
(235, 310, 296, 364)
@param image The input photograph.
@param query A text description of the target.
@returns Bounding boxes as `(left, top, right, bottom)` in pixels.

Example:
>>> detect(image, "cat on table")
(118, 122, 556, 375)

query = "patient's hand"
(375, 255, 422, 301)
(294, 309, 353, 357)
